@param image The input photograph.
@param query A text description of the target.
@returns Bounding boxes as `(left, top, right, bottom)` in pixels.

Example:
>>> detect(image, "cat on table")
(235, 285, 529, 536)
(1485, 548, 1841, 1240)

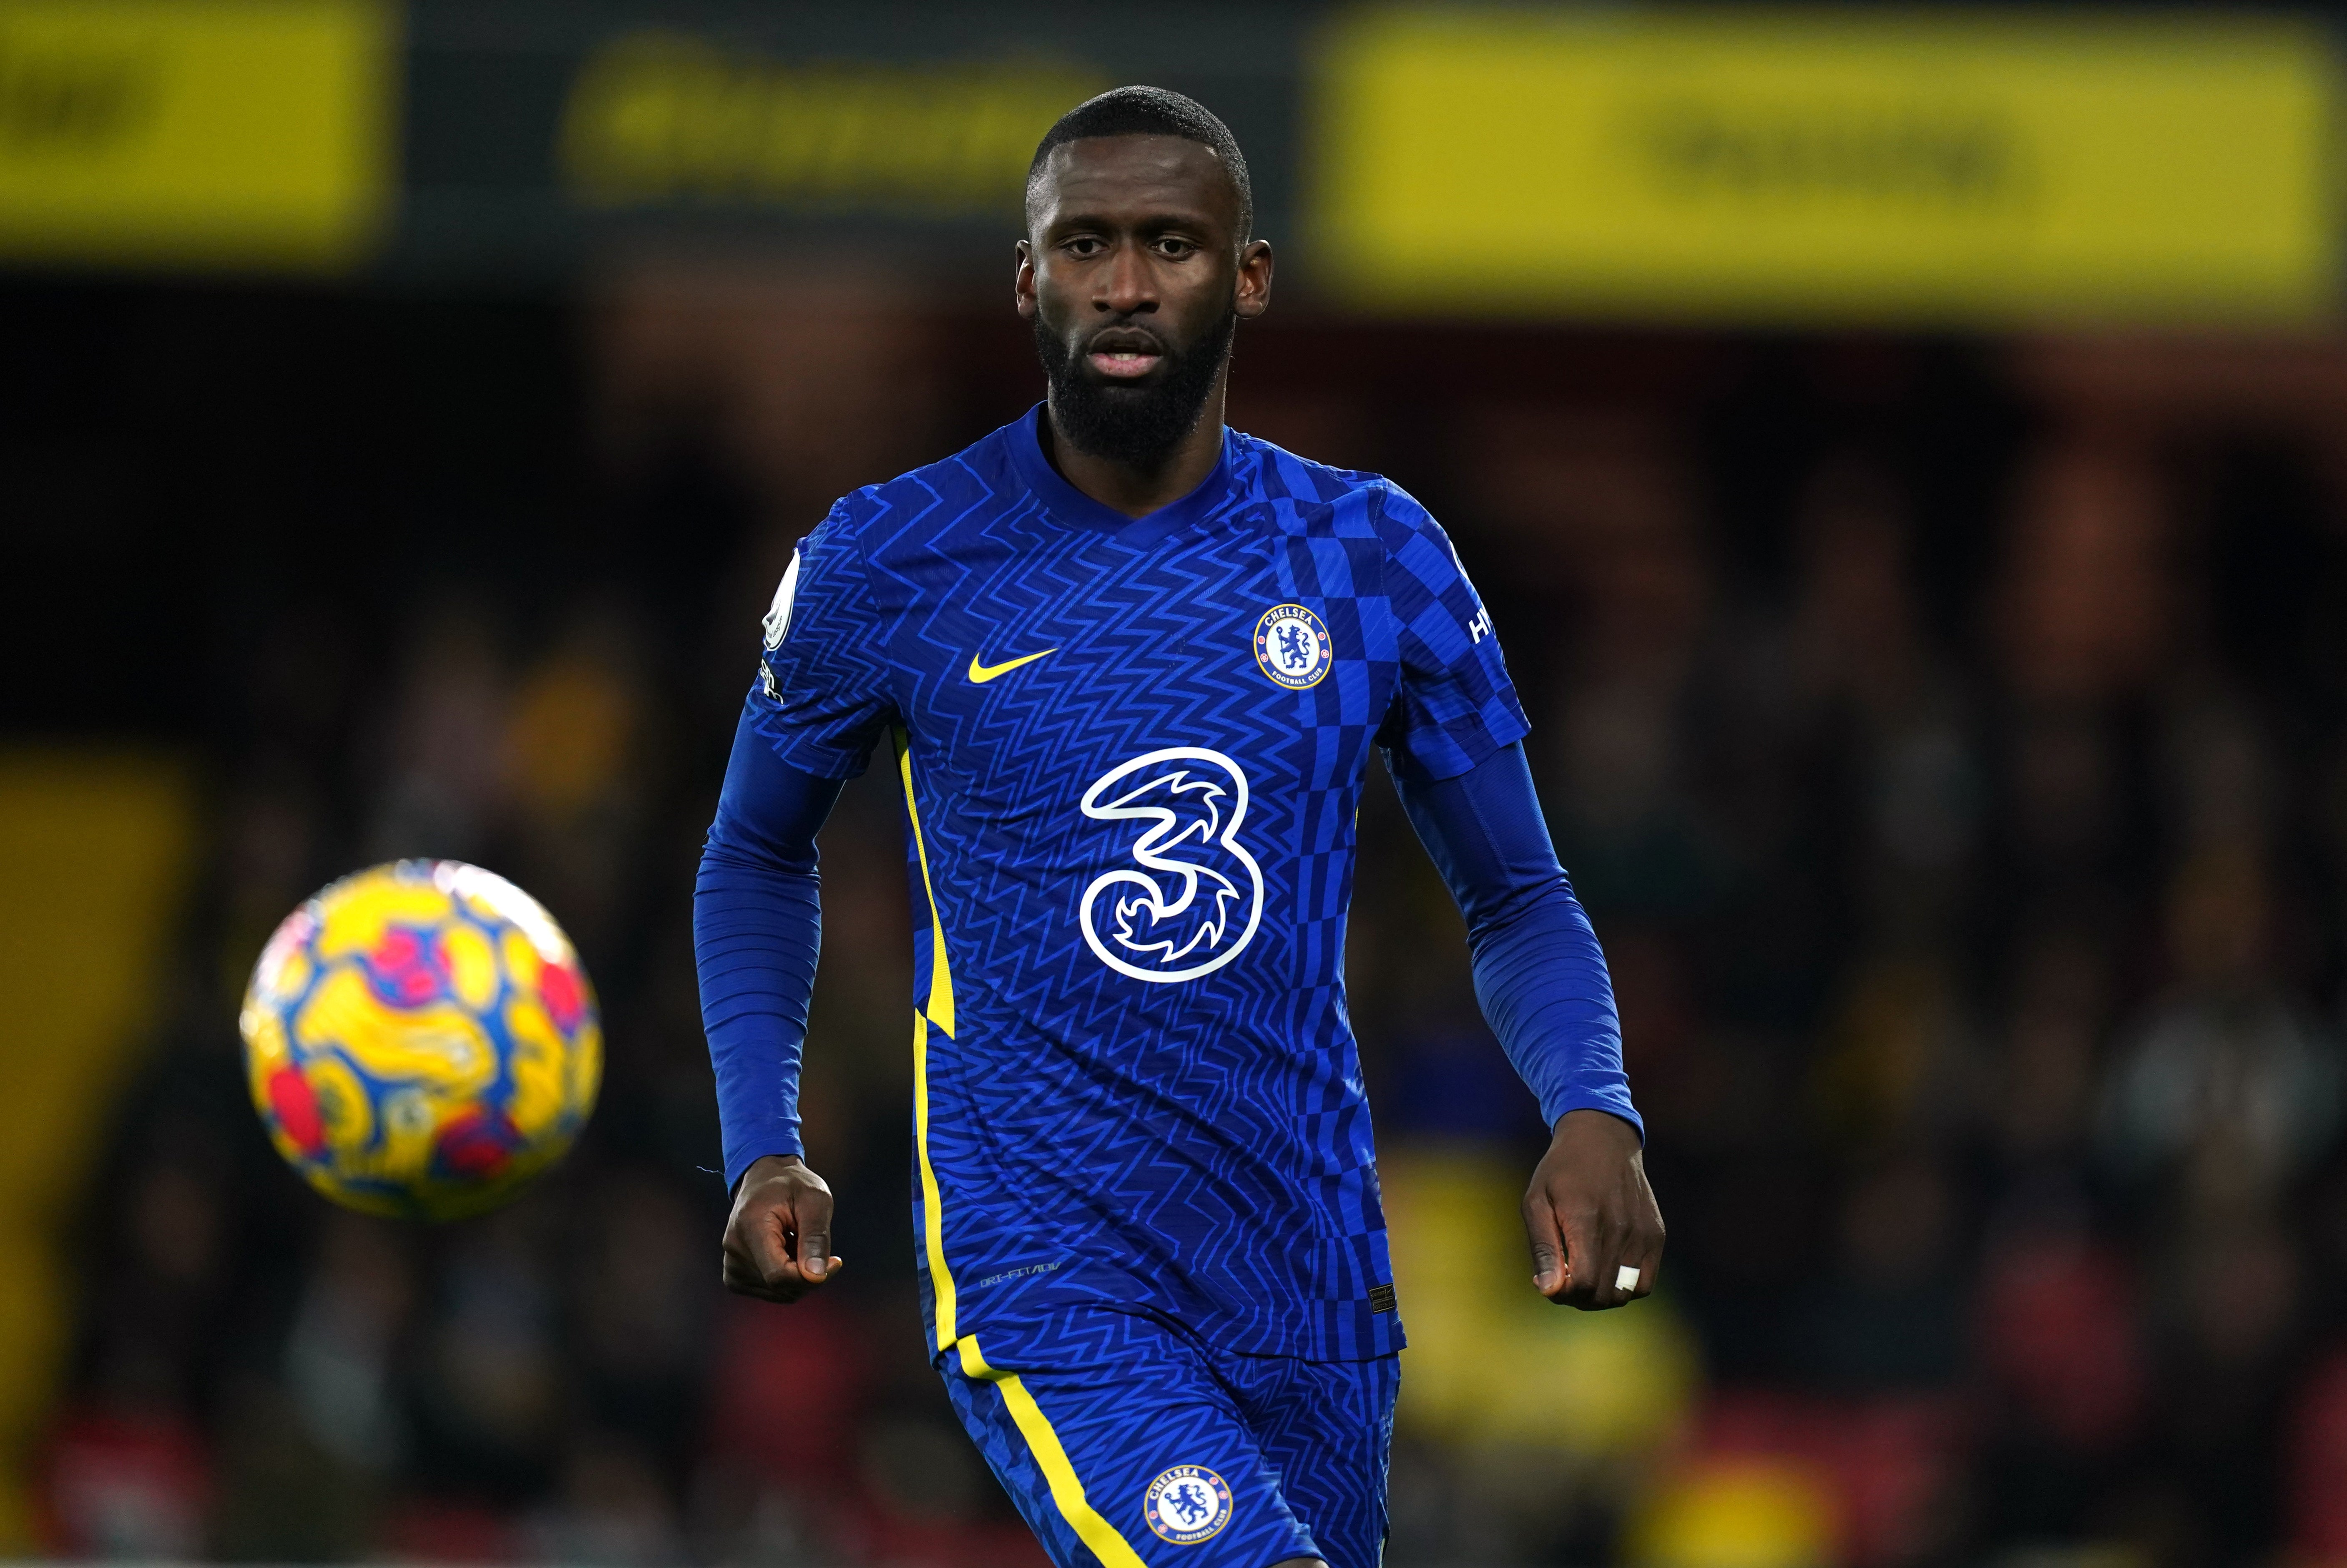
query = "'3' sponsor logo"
(1077, 748, 1264, 984)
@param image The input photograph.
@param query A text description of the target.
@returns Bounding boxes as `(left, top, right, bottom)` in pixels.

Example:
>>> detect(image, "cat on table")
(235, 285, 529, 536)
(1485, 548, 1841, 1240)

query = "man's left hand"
(1523, 1108, 1664, 1310)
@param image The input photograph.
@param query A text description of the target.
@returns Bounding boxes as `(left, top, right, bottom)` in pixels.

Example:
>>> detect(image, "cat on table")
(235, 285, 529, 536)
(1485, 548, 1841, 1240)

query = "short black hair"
(1026, 85, 1253, 243)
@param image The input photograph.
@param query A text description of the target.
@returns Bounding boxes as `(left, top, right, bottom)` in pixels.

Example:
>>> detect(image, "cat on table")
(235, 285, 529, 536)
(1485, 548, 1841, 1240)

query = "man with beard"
(695, 87, 1661, 1568)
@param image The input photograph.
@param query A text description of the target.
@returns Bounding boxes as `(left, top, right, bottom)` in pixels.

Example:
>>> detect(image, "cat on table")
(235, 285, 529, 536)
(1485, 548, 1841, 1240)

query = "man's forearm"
(1392, 741, 1641, 1139)
(696, 699, 848, 1189)
(1469, 891, 1639, 1138)
(696, 847, 821, 1187)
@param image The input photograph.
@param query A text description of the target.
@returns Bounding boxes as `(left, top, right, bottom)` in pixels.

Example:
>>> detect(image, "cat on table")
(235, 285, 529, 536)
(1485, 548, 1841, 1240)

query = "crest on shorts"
(1253, 604, 1331, 690)
(1143, 1464, 1233, 1545)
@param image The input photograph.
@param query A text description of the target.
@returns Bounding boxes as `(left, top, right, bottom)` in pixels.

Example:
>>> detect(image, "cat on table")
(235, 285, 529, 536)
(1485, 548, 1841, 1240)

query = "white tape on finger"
(1615, 1264, 1642, 1293)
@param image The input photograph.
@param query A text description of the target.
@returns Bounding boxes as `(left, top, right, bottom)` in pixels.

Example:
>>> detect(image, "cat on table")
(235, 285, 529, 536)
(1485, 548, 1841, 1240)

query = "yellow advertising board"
(1312, 8, 2340, 324)
(0, 0, 395, 270)
(561, 32, 1104, 216)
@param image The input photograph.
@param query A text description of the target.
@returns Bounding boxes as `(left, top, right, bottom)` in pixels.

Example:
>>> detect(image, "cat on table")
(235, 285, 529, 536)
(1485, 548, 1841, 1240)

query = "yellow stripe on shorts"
(957, 1335, 1150, 1568)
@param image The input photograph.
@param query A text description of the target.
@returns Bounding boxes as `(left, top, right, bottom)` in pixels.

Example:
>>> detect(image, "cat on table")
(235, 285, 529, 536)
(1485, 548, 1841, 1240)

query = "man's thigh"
(937, 1310, 1325, 1568)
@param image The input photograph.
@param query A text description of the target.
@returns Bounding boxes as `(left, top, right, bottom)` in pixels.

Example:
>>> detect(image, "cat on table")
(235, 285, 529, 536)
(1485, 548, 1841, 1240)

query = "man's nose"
(1095, 239, 1157, 313)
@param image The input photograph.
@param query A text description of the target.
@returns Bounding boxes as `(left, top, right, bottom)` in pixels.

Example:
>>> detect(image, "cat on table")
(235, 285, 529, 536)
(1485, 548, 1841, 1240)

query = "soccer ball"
(239, 860, 602, 1220)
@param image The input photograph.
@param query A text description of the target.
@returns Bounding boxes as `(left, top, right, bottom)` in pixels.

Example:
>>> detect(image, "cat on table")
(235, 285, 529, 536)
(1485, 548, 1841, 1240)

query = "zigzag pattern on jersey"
(752, 410, 1526, 1362)
(888, 439, 1390, 1360)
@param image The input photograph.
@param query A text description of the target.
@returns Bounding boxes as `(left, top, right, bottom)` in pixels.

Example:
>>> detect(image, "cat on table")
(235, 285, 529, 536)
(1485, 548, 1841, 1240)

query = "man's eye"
(1156, 239, 1196, 258)
(1063, 237, 1104, 256)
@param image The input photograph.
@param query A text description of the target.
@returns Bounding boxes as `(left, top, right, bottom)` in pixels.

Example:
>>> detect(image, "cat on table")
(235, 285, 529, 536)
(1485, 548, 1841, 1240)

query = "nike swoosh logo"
(967, 648, 1058, 684)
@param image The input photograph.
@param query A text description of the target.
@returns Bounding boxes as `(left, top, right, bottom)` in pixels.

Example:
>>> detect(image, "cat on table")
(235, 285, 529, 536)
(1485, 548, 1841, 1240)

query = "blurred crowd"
(23, 272, 2347, 1568)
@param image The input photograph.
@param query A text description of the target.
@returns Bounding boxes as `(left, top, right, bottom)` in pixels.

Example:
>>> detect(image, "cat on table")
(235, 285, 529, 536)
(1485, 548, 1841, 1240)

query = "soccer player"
(696, 86, 1662, 1568)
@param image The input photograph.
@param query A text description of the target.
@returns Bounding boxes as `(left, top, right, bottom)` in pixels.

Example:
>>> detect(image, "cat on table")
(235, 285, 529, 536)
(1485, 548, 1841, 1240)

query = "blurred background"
(5, 2, 2347, 1565)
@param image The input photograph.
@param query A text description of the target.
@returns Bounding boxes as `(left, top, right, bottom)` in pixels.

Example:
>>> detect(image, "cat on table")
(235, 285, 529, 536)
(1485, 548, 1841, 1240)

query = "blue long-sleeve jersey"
(695, 408, 1637, 1364)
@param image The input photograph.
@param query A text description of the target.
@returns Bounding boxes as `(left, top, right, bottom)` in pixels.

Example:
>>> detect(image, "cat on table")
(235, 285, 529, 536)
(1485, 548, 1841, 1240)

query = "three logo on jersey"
(1077, 748, 1264, 984)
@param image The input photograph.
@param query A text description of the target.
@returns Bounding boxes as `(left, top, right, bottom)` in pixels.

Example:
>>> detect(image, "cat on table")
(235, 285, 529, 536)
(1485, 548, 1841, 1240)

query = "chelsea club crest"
(1144, 1464, 1234, 1544)
(1253, 604, 1331, 691)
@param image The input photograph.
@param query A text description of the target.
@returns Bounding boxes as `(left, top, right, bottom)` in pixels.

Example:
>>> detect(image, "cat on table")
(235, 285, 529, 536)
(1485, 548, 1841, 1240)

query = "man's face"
(1017, 135, 1271, 467)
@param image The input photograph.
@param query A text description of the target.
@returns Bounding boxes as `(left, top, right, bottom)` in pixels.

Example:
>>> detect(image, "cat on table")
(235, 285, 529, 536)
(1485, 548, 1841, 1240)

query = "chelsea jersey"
(747, 405, 1529, 1362)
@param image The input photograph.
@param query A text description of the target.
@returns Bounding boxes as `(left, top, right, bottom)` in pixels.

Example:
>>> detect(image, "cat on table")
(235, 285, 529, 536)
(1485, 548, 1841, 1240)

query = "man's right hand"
(721, 1154, 844, 1303)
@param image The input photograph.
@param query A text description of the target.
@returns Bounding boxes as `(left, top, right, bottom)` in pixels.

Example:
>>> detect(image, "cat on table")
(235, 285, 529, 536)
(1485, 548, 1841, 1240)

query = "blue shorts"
(937, 1307, 1400, 1568)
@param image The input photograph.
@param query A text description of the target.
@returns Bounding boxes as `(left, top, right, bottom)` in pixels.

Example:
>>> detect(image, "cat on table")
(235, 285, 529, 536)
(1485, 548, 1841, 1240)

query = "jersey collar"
(1009, 403, 1239, 546)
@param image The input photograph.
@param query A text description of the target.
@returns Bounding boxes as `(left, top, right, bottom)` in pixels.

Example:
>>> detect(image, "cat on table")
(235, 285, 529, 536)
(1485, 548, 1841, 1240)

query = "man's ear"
(1014, 238, 1037, 319)
(1234, 238, 1274, 320)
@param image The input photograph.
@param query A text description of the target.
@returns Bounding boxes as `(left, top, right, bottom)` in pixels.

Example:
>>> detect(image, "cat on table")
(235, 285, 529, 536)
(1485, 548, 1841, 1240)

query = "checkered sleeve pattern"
(1371, 482, 1532, 781)
(749, 503, 901, 778)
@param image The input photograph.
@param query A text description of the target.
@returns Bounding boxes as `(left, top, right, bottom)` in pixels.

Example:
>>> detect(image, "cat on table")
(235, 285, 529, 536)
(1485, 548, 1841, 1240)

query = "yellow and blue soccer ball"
(239, 860, 602, 1221)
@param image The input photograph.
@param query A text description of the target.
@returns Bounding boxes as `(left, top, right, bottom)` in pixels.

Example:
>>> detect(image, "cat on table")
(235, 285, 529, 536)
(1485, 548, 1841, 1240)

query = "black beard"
(1034, 305, 1236, 470)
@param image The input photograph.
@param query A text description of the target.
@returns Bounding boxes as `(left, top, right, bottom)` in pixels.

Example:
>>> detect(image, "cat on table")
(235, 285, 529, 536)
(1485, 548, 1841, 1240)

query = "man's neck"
(1041, 383, 1227, 520)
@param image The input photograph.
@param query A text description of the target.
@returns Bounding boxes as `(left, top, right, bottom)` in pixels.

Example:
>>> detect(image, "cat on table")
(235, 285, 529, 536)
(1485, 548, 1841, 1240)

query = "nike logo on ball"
(967, 648, 1057, 683)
